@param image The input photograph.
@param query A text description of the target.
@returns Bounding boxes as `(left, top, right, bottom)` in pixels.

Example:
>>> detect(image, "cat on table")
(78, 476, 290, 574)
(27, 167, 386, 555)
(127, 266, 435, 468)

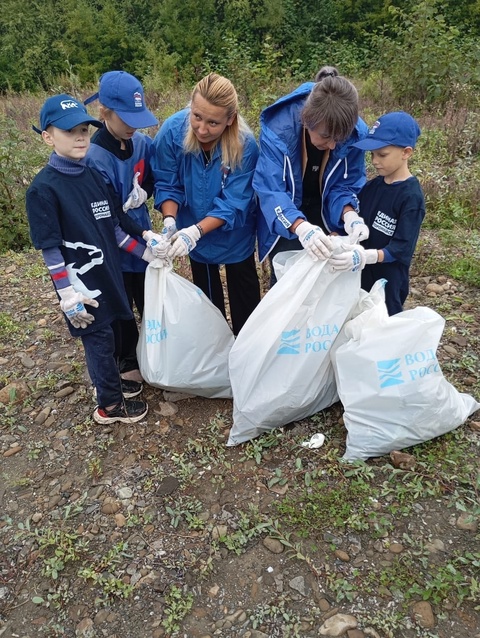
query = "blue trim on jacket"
(86, 131, 153, 273)
(253, 82, 368, 262)
(151, 109, 258, 265)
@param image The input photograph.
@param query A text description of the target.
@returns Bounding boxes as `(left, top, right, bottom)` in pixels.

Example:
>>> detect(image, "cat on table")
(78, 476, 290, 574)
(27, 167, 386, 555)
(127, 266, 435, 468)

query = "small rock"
(163, 390, 196, 402)
(390, 450, 416, 470)
(157, 401, 178, 417)
(3, 446, 22, 457)
(20, 355, 36, 369)
(320, 613, 357, 636)
(117, 487, 133, 499)
(389, 542, 404, 554)
(262, 536, 284, 554)
(75, 617, 95, 637)
(425, 283, 444, 294)
(211, 525, 228, 541)
(425, 538, 445, 553)
(288, 575, 306, 596)
(55, 386, 74, 398)
(101, 501, 120, 515)
(412, 601, 435, 629)
(114, 513, 126, 527)
(456, 512, 478, 532)
(155, 475, 181, 496)
(334, 549, 350, 562)
(0, 381, 30, 404)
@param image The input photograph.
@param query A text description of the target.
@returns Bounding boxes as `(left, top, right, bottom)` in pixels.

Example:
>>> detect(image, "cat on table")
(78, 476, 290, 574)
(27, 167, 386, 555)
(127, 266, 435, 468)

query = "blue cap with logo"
(84, 71, 158, 129)
(33, 94, 102, 134)
(353, 111, 421, 150)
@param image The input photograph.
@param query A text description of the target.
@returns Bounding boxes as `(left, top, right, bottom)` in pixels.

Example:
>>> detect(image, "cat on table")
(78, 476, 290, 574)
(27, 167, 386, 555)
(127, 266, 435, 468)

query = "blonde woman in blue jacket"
(253, 73, 369, 284)
(151, 73, 260, 335)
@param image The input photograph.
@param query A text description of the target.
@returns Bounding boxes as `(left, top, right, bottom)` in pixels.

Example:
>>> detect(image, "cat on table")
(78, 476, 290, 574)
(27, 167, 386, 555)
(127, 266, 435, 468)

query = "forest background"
(0, 0, 480, 289)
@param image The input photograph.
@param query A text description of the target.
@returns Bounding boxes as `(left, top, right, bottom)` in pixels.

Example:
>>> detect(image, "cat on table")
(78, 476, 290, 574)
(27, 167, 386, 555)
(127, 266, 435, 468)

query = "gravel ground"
(0, 237, 479, 638)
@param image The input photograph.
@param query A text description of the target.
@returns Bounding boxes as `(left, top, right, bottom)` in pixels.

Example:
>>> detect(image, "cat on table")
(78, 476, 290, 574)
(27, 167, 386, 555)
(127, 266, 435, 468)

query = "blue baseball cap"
(353, 111, 421, 150)
(33, 94, 102, 134)
(84, 71, 158, 129)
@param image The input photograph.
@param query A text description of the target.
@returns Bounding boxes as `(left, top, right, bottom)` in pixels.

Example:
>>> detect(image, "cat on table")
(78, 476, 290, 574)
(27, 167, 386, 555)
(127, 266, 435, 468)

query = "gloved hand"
(58, 286, 99, 329)
(161, 216, 177, 240)
(167, 225, 201, 259)
(329, 243, 378, 272)
(295, 221, 333, 261)
(343, 210, 370, 243)
(141, 248, 155, 263)
(143, 230, 169, 258)
(123, 172, 148, 212)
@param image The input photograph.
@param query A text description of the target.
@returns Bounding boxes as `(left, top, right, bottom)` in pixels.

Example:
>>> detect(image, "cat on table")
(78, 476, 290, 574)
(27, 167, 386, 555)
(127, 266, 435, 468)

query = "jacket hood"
(259, 82, 367, 159)
(260, 82, 314, 128)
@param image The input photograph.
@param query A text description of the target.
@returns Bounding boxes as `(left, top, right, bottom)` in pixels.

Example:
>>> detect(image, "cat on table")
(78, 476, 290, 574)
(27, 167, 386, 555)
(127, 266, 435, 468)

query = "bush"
(0, 116, 46, 251)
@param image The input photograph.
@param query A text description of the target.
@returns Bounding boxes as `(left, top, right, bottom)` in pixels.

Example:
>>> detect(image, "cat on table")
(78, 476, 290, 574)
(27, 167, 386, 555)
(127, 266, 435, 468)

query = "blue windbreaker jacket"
(151, 109, 258, 265)
(86, 132, 153, 273)
(253, 82, 368, 261)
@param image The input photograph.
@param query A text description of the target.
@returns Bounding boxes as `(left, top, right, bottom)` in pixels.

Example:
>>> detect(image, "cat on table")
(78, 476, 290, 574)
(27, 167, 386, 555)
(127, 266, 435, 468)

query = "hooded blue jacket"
(253, 82, 368, 261)
(151, 109, 258, 265)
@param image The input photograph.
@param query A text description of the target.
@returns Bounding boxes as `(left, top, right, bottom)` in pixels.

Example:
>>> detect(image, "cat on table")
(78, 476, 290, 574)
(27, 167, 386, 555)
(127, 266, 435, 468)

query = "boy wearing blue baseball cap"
(26, 94, 156, 425)
(330, 111, 426, 315)
(85, 71, 166, 391)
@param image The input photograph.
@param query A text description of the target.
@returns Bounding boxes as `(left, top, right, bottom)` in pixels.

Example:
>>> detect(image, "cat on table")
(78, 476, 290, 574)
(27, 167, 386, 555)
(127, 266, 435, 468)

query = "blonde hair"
(183, 73, 249, 171)
(302, 75, 358, 143)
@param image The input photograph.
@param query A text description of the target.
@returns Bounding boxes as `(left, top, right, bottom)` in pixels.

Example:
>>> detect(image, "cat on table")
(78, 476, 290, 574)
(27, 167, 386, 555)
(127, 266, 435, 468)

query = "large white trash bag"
(332, 285, 480, 460)
(227, 244, 361, 446)
(138, 261, 234, 398)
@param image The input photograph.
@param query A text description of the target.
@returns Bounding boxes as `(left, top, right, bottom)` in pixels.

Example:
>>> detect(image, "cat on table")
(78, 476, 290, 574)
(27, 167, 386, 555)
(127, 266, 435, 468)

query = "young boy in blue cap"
(85, 71, 167, 393)
(26, 94, 155, 424)
(330, 111, 425, 315)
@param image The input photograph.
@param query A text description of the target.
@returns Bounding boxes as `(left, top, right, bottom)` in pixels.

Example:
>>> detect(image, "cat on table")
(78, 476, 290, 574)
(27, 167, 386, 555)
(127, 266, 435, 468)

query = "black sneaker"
(120, 378, 143, 398)
(92, 379, 143, 401)
(93, 399, 148, 425)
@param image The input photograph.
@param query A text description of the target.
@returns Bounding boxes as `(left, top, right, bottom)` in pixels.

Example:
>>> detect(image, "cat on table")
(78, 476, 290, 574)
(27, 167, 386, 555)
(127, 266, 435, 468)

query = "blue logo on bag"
(376, 358, 403, 387)
(277, 329, 301, 355)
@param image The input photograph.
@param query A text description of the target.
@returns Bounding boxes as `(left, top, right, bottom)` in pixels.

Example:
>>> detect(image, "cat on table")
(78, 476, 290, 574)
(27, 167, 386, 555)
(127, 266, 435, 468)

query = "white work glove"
(141, 248, 155, 263)
(143, 230, 169, 258)
(168, 225, 201, 259)
(295, 221, 333, 261)
(58, 286, 99, 329)
(343, 210, 370, 243)
(329, 243, 378, 272)
(161, 216, 177, 240)
(123, 172, 148, 212)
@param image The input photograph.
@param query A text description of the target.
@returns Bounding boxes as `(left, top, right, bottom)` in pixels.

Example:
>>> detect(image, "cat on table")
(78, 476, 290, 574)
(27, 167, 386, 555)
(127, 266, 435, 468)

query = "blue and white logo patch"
(277, 329, 301, 355)
(376, 358, 404, 388)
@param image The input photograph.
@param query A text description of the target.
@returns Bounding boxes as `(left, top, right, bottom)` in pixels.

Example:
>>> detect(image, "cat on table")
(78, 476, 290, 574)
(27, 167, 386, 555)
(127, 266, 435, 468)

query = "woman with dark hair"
(253, 72, 369, 283)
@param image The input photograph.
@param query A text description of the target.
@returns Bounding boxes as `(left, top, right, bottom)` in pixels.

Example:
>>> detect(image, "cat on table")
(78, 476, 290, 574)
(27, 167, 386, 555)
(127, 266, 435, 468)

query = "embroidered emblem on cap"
(134, 91, 143, 108)
(368, 120, 381, 135)
(60, 99, 80, 110)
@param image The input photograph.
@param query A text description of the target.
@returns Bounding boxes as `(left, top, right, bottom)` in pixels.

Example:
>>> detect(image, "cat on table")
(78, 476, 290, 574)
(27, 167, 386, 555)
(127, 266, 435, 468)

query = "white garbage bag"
(332, 285, 480, 460)
(227, 243, 361, 445)
(138, 261, 234, 398)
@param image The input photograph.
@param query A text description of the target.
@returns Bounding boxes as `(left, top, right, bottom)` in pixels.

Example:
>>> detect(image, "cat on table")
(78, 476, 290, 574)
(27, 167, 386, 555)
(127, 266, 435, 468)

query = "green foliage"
(0, 116, 44, 251)
(161, 584, 194, 635)
(366, 0, 480, 107)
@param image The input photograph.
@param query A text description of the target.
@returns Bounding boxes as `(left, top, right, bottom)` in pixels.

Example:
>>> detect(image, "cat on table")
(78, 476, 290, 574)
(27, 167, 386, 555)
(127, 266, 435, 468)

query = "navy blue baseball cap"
(84, 71, 158, 129)
(33, 94, 102, 134)
(353, 111, 421, 150)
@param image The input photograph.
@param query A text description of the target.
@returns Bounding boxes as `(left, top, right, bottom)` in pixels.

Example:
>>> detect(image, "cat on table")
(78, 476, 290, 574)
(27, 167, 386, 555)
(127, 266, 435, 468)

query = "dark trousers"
(267, 236, 302, 287)
(82, 323, 122, 409)
(119, 271, 146, 373)
(189, 253, 261, 335)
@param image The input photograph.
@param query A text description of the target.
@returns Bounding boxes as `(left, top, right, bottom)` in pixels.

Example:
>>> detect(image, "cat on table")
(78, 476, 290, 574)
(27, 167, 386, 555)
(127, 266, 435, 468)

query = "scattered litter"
(301, 433, 325, 449)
